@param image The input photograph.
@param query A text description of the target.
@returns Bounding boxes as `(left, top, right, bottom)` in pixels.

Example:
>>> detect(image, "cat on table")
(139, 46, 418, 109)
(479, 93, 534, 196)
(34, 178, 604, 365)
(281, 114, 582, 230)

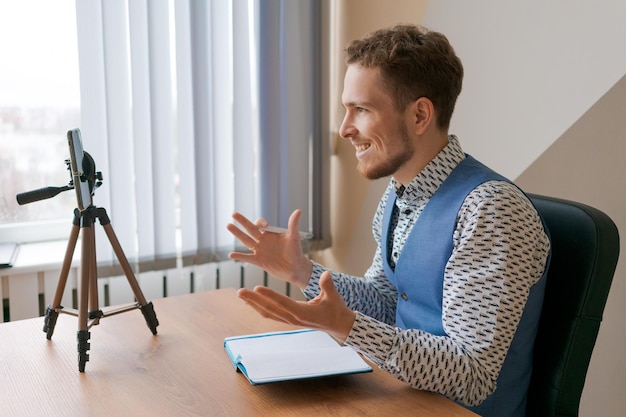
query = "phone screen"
(67, 129, 92, 211)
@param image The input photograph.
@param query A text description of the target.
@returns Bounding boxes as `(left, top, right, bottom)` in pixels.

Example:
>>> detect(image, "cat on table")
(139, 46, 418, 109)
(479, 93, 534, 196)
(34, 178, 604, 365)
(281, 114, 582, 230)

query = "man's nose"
(339, 113, 356, 139)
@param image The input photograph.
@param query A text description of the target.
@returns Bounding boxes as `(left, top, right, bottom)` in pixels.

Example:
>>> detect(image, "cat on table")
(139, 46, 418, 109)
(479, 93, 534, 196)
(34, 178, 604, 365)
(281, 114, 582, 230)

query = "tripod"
(43, 205, 159, 372)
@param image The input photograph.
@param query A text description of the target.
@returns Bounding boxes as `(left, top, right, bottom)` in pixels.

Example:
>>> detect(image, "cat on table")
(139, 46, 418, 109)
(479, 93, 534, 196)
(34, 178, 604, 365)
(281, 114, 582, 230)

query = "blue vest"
(381, 156, 548, 417)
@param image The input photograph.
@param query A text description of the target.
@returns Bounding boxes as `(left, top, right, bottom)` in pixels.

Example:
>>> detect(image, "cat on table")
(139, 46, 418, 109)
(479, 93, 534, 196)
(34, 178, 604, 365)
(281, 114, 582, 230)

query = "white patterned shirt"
(303, 135, 550, 406)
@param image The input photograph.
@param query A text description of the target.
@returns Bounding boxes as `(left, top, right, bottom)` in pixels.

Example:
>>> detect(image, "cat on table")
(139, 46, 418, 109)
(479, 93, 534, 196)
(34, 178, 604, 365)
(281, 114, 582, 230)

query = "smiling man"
(227, 24, 550, 417)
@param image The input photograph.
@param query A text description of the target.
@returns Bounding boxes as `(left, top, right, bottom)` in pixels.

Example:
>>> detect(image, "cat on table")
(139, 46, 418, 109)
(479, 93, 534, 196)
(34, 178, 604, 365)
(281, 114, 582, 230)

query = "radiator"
(1, 261, 302, 322)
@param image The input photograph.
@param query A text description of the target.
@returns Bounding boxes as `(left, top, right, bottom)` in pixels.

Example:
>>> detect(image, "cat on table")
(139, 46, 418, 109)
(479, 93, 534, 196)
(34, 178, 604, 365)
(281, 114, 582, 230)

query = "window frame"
(0, 219, 71, 244)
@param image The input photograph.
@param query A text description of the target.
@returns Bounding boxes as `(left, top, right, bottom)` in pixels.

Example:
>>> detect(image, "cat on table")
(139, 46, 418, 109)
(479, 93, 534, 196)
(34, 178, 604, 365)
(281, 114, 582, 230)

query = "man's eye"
(356, 107, 367, 113)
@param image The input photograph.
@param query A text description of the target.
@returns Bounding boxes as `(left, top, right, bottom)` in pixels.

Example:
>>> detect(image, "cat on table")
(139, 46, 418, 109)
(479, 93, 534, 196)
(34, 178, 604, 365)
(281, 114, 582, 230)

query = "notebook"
(224, 329, 372, 385)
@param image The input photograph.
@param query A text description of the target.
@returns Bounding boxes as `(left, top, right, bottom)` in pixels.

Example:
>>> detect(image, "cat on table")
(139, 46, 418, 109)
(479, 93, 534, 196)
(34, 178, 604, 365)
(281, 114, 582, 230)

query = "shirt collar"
(392, 135, 466, 202)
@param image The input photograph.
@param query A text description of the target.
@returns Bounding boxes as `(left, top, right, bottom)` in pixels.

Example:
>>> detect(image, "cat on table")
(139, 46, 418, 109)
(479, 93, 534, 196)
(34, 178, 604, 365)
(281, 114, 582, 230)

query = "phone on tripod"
(67, 129, 93, 211)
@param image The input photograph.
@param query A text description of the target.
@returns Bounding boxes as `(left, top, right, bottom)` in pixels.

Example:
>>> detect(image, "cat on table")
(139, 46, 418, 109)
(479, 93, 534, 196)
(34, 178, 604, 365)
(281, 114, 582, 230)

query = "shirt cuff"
(302, 260, 326, 299)
(345, 311, 396, 366)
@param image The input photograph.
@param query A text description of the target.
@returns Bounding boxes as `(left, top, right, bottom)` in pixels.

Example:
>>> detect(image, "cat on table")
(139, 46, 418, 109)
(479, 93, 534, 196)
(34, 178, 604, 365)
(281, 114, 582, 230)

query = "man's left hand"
(237, 271, 356, 343)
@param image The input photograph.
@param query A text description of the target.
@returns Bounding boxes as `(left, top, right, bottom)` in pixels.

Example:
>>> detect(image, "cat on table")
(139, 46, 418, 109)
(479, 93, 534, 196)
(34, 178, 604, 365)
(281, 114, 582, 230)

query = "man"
(227, 24, 550, 417)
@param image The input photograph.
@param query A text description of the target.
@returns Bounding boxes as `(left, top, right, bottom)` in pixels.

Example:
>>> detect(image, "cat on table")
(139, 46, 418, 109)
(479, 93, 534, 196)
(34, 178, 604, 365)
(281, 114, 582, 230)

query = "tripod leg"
(87, 227, 102, 323)
(140, 302, 159, 335)
(77, 330, 90, 373)
(44, 210, 81, 340)
(77, 212, 94, 372)
(43, 306, 59, 340)
(97, 208, 159, 335)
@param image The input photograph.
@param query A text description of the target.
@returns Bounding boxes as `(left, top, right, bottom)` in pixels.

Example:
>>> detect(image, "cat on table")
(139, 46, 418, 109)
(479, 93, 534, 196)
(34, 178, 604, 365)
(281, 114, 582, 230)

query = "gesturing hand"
(226, 209, 313, 289)
(237, 271, 356, 343)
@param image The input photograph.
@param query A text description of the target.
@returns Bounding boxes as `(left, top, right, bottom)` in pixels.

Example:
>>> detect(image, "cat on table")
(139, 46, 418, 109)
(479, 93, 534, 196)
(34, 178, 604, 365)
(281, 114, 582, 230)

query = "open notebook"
(224, 329, 372, 385)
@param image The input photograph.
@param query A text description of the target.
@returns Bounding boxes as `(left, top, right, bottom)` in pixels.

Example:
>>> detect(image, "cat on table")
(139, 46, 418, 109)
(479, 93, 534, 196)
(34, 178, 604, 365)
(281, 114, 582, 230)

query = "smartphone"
(67, 129, 92, 211)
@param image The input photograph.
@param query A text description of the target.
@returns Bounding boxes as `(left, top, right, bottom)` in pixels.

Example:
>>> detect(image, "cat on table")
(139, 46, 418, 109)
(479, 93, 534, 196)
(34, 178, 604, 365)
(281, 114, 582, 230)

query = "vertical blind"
(74, 0, 327, 276)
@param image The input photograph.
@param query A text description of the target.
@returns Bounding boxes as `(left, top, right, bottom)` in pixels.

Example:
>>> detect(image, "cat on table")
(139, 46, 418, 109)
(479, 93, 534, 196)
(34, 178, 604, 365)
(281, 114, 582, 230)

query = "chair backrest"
(526, 194, 620, 417)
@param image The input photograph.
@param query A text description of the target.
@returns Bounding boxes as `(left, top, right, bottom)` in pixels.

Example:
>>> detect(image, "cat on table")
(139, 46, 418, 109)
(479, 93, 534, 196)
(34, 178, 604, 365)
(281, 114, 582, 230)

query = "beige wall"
(312, 1, 626, 416)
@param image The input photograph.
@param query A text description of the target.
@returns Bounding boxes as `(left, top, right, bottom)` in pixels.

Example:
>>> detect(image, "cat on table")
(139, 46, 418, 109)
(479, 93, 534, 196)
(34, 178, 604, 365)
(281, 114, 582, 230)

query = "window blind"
(74, 0, 328, 277)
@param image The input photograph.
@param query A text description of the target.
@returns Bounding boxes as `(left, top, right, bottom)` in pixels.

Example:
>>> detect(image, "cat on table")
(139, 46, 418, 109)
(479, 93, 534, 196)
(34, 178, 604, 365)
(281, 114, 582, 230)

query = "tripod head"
(16, 129, 102, 210)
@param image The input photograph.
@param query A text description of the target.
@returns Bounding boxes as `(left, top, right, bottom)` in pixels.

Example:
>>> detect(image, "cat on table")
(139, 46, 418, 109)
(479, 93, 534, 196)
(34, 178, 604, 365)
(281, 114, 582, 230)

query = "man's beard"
(357, 125, 414, 180)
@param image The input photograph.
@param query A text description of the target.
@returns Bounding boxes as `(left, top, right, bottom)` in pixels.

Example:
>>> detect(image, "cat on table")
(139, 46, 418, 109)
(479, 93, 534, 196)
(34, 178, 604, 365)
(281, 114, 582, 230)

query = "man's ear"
(411, 97, 436, 135)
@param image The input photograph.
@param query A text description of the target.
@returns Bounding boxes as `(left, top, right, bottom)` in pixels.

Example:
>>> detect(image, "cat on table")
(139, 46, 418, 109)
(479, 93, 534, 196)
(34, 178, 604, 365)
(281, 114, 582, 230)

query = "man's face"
(340, 65, 414, 180)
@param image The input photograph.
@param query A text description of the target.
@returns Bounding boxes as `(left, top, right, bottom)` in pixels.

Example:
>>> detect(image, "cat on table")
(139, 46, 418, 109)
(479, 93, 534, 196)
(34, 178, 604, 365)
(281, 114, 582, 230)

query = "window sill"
(3, 240, 78, 276)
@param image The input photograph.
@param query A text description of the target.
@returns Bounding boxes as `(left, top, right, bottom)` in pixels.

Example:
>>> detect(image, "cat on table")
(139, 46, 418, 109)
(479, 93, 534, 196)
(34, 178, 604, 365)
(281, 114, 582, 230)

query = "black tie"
(387, 185, 405, 271)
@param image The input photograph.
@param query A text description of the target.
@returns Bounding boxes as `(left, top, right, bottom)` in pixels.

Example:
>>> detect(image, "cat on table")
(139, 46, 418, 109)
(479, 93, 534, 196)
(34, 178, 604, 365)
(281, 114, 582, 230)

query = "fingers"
(240, 285, 297, 311)
(319, 271, 334, 292)
(238, 295, 288, 324)
(237, 287, 301, 325)
(316, 272, 355, 342)
(228, 209, 302, 245)
(227, 209, 309, 285)
(287, 209, 303, 238)
(307, 271, 334, 305)
(238, 277, 354, 342)
(230, 212, 262, 238)
(227, 209, 304, 255)
(226, 222, 257, 251)
(227, 251, 256, 264)
(227, 212, 270, 252)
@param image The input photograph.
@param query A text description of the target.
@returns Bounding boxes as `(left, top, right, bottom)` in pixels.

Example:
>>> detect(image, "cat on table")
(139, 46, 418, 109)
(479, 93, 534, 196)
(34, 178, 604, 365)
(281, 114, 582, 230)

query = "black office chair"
(526, 194, 620, 417)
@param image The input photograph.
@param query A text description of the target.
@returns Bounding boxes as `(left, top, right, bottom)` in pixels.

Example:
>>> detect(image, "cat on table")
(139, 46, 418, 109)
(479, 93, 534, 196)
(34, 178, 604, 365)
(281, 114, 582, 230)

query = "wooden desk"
(0, 289, 477, 416)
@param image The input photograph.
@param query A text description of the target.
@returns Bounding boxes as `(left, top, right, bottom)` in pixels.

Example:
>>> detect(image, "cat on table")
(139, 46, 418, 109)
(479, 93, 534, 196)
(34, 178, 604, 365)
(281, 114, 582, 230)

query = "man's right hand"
(226, 209, 313, 289)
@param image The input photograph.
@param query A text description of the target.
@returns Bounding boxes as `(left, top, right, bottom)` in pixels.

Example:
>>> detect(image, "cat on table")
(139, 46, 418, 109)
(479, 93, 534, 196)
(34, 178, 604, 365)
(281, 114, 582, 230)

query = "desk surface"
(0, 289, 477, 417)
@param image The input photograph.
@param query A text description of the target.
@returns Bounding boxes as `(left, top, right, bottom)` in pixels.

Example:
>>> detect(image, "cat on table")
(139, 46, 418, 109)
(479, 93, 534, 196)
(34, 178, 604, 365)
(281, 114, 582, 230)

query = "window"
(1, 0, 330, 269)
(0, 0, 81, 243)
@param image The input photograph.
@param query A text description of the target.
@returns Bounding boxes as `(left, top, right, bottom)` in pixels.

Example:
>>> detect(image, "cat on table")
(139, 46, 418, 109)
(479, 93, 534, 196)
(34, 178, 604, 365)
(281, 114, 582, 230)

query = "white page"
(226, 330, 338, 357)
(241, 346, 369, 383)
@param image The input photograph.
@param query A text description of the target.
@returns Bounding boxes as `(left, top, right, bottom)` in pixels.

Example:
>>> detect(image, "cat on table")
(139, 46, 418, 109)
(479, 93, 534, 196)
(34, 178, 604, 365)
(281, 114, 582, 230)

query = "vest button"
(401, 292, 408, 301)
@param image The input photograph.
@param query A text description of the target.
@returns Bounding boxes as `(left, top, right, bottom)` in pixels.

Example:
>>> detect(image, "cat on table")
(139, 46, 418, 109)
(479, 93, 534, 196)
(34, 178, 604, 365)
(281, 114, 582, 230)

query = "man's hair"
(345, 24, 463, 130)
